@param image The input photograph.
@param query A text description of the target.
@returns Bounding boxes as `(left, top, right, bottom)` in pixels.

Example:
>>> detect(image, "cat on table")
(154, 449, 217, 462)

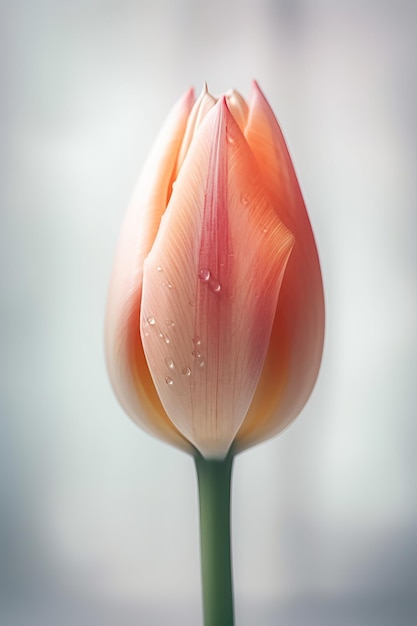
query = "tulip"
(106, 82, 324, 458)
(105, 82, 324, 626)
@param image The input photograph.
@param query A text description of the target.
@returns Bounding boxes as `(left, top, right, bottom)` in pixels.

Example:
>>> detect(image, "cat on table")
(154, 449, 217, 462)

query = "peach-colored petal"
(140, 98, 294, 459)
(225, 89, 249, 133)
(176, 84, 217, 176)
(105, 88, 195, 452)
(235, 82, 325, 451)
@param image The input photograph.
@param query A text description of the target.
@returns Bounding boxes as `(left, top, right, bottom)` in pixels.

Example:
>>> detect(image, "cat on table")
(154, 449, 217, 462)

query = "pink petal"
(176, 83, 216, 175)
(105, 88, 195, 452)
(141, 98, 294, 459)
(235, 82, 325, 450)
(225, 89, 249, 133)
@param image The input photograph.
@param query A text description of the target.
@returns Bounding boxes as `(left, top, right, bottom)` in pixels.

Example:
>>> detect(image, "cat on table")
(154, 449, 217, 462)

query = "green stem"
(194, 451, 234, 626)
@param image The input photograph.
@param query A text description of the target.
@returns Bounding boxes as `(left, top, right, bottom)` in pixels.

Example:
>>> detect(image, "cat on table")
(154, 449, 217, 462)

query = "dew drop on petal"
(191, 349, 201, 358)
(165, 357, 175, 369)
(182, 366, 191, 377)
(156, 266, 163, 272)
(198, 268, 210, 282)
(209, 278, 221, 293)
(165, 376, 174, 386)
(147, 316, 156, 326)
(197, 360, 205, 369)
(240, 194, 249, 205)
(193, 336, 201, 346)
(166, 320, 175, 328)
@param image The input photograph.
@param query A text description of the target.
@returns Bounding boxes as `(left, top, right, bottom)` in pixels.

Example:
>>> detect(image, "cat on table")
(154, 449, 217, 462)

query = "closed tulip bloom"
(105, 82, 324, 460)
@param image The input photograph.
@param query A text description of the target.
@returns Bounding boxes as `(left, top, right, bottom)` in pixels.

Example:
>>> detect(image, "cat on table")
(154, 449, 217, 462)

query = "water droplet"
(165, 376, 174, 386)
(262, 226, 269, 234)
(188, 300, 195, 307)
(147, 316, 156, 325)
(198, 268, 210, 282)
(182, 366, 191, 376)
(163, 281, 173, 289)
(197, 359, 206, 369)
(165, 358, 175, 369)
(241, 194, 249, 205)
(193, 336, 201, 346)
(209, 278, 221, 293)
(157, 329, 171, 345)
(156, 266, 163, 272)
(166, 320, 175, 328)
(192, 349, 201, 358)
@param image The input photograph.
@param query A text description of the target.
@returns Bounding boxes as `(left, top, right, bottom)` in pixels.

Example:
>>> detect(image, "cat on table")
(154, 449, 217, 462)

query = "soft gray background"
(1, 0, 416, 624)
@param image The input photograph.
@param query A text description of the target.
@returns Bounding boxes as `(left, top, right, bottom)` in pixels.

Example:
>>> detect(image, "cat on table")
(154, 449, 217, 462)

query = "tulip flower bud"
(105, 82, 324, 460)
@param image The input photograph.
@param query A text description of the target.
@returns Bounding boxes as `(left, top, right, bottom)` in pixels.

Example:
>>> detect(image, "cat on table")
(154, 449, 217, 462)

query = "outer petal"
(235, 82, 325, 451)
(176, 83, 216, 175)
(105, 89, 195, 452)
(140, 99, 294, 459)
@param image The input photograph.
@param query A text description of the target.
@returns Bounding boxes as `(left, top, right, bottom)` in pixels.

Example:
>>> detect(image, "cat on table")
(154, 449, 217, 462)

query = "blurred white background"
(1, 0, 416, 624)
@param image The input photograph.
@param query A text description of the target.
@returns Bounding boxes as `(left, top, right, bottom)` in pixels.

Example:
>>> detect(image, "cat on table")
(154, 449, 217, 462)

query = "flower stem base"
(195, 451, 234, 626)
